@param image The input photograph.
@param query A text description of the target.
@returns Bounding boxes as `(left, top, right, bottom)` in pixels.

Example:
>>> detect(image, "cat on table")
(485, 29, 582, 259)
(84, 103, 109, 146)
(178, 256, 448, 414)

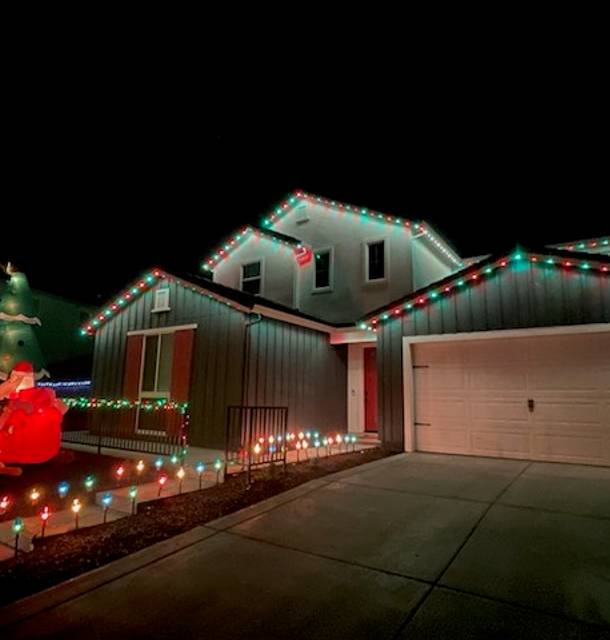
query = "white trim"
(312, 246, 334, 293)
(401, 322, 610, 453)
(363, 236, 389, 284)
(240, 258, 265, 296)
(330, 329, 377, 345)
(127, 324, 197, 337)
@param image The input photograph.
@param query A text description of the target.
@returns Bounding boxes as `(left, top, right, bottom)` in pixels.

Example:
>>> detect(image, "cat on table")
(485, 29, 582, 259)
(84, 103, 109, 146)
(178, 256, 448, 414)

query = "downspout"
(241, 312, 262, 407)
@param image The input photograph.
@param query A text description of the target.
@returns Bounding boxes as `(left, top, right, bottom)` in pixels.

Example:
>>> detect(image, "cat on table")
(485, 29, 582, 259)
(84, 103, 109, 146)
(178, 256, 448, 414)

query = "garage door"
(412, 331, 610, 466)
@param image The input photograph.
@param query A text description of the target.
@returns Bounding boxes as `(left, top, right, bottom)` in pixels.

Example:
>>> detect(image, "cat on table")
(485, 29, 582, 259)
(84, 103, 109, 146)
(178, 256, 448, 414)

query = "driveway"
(2, 453, 609, 639)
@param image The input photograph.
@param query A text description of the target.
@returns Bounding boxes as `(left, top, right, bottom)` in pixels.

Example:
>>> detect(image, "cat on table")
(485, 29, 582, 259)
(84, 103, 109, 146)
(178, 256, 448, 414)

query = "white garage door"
(412, 331, 610, 466)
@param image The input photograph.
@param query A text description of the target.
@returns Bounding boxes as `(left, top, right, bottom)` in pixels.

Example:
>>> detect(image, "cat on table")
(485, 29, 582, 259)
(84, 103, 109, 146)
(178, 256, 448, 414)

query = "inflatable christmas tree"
(0, 264, 48, 381)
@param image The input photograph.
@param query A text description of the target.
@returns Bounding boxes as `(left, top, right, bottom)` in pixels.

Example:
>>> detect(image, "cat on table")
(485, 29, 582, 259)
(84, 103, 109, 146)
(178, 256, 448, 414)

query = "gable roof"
(81, 267, 351, 337)
(359, 245, 610, 332)
(201, 189, 463, 273)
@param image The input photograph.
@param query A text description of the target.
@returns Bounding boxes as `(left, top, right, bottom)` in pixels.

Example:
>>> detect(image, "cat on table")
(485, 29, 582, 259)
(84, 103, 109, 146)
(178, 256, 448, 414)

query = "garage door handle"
(528, 399, 535, 412)
(415, 422, 431, 426)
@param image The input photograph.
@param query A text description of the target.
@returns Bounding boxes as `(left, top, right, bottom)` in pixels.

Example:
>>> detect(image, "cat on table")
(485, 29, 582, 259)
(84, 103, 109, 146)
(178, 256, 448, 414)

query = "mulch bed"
(0, 449, 157, 522)
(0, 448, 391, 607)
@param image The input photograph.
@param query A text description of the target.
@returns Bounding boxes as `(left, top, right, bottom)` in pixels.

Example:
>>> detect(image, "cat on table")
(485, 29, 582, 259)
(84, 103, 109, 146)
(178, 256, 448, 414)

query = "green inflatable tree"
(0, 264, 48, 380)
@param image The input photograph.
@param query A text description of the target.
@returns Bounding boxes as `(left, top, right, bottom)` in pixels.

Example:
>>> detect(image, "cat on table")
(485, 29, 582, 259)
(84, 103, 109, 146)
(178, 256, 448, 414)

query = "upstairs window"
(314, 248, 333, 291)
(241, 261, 262, 295)
(366, 240, 386, 282)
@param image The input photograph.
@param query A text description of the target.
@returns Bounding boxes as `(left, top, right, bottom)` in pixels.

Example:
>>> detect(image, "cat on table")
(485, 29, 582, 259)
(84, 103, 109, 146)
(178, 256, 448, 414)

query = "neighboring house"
(548, 236, 610, 257)
(84, 191, 609, 467)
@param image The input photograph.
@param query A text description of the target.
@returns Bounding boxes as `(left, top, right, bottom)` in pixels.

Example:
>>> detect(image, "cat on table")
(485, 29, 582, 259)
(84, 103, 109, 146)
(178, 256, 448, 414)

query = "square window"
(152, 288, 170, 312)
(242, 261, 262, 295)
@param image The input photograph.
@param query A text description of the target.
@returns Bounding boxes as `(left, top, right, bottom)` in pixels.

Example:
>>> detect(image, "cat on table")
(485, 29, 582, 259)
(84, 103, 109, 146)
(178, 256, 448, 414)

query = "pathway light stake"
(154, 457, 164, 472)
(115, 464, 125, 486)
(84, 474, 96, 492)
(196, 462, 205, 490)
(302, 440, 309, 459)
(101, 492, 113, 523)
(296, 441, 302, 462)
(176, 467, 185, 495)
(57, 481, 70, 499)
(0, 495, 10, 515)
(71, 498, 82, 529)
(29, 487, 41, 506)
(214, 459, 223, 485)
(136, 460, 145, 483)
(40, 505, 51, 538)
(12, 517, 23, 557)
(129, 485, 138, 514)
(314, 439, 321, 459)
(158, 473, 168, 497)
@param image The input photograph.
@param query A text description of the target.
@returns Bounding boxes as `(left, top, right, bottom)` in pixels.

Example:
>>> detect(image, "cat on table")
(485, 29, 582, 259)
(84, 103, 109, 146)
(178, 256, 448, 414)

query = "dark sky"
(5, 84, 607, 307)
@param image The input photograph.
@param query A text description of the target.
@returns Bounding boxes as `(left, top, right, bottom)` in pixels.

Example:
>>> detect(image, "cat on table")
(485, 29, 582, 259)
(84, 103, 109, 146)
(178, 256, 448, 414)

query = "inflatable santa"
(0, 362, 66, 475)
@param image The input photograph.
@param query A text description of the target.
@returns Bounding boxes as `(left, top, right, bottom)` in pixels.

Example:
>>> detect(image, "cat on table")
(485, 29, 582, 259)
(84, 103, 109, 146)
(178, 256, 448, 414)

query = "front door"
(364, 347, 378, 432)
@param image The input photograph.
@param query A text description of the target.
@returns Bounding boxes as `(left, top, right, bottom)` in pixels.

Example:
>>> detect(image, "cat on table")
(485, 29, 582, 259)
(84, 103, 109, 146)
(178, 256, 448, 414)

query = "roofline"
(202, 189, 464, 273)
(547, 236, 610, 251)
(81, 267, 348, 337)
(360, 244, 610, 330)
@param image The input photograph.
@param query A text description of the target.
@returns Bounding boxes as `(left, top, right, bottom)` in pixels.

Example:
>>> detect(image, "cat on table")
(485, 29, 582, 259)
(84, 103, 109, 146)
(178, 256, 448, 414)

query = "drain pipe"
(241, 312, 262, 407)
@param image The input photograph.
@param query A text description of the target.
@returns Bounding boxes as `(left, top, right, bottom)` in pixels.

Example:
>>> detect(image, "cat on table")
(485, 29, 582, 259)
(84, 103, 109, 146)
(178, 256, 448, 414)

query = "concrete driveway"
(2, 453, 609, 639)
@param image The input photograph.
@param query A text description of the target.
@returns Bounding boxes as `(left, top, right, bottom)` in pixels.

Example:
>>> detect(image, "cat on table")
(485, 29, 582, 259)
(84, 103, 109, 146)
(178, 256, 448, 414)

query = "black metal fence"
(225, 406, 288, 483)
(61, 405, 188, 456)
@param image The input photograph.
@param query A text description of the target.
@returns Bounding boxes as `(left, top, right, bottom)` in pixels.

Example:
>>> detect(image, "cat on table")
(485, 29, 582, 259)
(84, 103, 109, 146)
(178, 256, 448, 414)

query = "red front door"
(364, 347, 378, 432)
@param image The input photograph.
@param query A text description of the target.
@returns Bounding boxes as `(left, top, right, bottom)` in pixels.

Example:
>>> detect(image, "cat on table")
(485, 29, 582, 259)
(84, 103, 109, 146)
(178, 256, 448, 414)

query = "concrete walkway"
(1, 453, 609, 638)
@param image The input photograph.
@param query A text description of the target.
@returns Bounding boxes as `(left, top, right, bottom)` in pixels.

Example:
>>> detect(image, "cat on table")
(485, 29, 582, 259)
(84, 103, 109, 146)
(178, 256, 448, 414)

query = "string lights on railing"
(63, 397, 189, 413)
(360, 250, 610, 331)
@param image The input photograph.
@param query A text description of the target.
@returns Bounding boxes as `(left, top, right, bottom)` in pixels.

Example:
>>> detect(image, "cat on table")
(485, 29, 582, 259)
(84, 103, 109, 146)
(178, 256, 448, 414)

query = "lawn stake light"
(115, 464, 125, 486)
(314, 439, 321, 459)
(323, 438, 329, 456)
(71, 498, 81, 529)
(101, 492, 113, 523)
(302, 440, 309, 459)
(40, 505, 51, 538)
(129, 485, 138, 514)
(57, 481, 70, 499)
(196, 462, 205, 490)
(170, 454, 179, 466)
(214, 459, 222, 484)
(136, 459, 145, 483)
(84, 474, 96, 492)
(12, 517, 23, 557)
(158, 473, 168, 497)
(176, 467, 185, 495)
(29, 487, 41, 506)
(154, 457, 164, 471)
(0, 495, 10, 515)
(336, 434, 343, 452)
(295, 441, 302, 462)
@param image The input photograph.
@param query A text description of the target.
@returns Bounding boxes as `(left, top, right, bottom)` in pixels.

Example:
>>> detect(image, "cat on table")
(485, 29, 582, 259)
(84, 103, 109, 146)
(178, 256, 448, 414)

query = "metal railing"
(225, 406, 288, 484)
(61, 404, 188, 455)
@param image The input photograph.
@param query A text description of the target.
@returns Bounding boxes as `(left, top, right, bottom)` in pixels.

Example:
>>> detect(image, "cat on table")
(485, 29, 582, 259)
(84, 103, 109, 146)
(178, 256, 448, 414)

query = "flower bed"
(0, 448, 391, 607)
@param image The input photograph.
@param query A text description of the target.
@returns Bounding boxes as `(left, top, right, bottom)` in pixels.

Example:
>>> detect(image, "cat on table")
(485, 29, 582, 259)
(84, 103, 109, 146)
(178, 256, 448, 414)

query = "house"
(83, 191, 609, 466)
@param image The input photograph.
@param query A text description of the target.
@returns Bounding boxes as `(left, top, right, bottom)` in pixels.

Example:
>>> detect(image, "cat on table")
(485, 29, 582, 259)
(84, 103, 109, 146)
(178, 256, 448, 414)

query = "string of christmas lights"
(64, 397, 189, 412)
(201, 189, 463, 273)
(555, 238, 609, 252)
(360, 250, 610, 331)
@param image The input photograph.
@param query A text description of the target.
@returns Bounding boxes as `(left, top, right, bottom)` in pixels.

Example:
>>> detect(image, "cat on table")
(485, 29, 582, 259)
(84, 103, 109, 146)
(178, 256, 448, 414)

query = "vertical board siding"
(247, 318, 347, 435)
(91, 281, 348, 448)
(378, 265, 610, 450)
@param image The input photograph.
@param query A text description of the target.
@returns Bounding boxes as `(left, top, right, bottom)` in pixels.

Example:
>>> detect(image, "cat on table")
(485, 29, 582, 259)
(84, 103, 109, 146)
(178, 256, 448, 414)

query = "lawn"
(0, 449, 157, 522)
(0, 448, 391, 607)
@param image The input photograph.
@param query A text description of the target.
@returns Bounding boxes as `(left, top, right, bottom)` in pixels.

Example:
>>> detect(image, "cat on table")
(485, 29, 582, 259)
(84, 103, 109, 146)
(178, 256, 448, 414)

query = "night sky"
(5, 106, 607, 307)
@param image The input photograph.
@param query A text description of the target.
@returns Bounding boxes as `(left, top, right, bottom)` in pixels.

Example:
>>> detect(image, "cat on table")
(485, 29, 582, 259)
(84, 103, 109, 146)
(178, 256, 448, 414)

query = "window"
(314, 248, 333, 291)
(152, 288, 170, 312)
(141, 333, 174, 394)
(366, 240, 386, 281)
(241, 261, 262, 295)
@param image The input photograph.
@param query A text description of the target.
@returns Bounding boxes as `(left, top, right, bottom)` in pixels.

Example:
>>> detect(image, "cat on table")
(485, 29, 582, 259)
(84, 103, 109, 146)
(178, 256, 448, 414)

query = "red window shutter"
(122, 334, 144, 401)
(170, 329, 195, 403)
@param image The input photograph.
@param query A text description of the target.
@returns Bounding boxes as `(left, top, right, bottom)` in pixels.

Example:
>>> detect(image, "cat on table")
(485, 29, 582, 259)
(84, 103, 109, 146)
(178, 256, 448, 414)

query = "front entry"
(364, 347, 378, 432)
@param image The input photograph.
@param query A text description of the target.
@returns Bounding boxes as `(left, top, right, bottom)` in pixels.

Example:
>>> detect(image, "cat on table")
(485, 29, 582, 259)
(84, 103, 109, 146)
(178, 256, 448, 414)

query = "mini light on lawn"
(0, 495, 10, 515)
(214, 459, 223, 485)
(71, 498, 82, 529)
(158, 473, 168, 497)
(29, 488, 41, 506)
(129, 485, 138, 513)
(12, 517, 24, 557)
(335, 434, 343, 451)
(101, 492, 113, 523)
(40, 505, 51, 538)
(314, 439, 321, 458)
(170, 454, 179, 465)
(268, 435, 275, 445)
(295, 440, 302, 462)
(57, 481, 70, 499)
(115, 464, 125, 485)
(176, 467, 185, 495)
(298, 432, 304, 441)
(154, 457, 164, 471)
(84, 475, 96, 491)
(195, 462, 205, 490)
(302, 440, 309, 459)
(253, 443, 262, 457)
(136, 459, 146, 480)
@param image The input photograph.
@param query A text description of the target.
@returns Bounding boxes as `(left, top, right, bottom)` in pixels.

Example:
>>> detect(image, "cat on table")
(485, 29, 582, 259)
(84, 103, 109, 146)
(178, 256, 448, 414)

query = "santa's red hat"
(12, 362, 34, 373)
